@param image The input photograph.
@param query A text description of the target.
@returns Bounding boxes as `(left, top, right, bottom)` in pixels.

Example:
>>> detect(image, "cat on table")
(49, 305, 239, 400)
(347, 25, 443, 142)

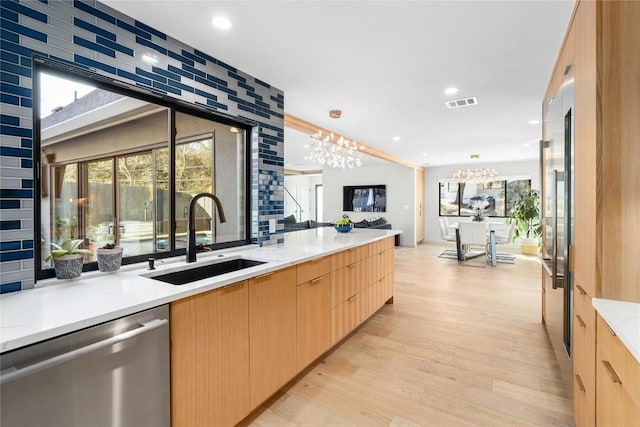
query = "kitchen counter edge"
(0, 228, 400, 353)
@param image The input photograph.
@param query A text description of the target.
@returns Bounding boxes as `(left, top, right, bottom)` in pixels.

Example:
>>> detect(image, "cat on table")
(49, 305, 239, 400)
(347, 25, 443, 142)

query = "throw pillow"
(283, 214, 296, 225)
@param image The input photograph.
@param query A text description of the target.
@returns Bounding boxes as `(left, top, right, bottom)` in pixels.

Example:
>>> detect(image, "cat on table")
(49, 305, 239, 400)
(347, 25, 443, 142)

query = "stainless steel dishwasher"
(0, 305, 170, 427)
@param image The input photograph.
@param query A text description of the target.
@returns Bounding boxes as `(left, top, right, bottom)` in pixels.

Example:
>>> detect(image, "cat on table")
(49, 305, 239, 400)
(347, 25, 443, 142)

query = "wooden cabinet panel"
(297, 272, 331, 371)
(296, 256, 331, 284)
(249, 267, 297, 409)
(596, 315, 640, 427)
(572, 0, 597, 298)
(596, 0, 640, 302)
(573, 281, 596, 427)
(170, 281, 249, 427)
(331, 259, 368, 308)
(330, 245, 367, 270)
(331, 294, 360, 345)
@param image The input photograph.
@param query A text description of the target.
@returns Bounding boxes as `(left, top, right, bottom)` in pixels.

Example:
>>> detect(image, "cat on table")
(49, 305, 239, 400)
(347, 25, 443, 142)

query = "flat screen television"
(343, 185, 386, 212)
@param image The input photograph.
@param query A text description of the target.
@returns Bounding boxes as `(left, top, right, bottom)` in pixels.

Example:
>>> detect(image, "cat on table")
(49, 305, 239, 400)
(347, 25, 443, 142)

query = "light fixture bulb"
(444, 87, 459, 95)
(212, 16, 232, 30)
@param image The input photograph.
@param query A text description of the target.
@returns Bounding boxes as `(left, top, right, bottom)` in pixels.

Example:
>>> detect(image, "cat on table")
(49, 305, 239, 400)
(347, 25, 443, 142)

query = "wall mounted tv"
(343, 185, 386, 212)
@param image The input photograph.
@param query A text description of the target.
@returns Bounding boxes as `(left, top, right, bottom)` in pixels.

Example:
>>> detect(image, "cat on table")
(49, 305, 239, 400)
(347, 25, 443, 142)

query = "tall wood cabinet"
(543, 1, 640, 426)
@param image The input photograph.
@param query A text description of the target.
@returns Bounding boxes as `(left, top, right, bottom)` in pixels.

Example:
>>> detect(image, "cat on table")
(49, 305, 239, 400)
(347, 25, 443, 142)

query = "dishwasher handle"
(0, 318, 168, 385)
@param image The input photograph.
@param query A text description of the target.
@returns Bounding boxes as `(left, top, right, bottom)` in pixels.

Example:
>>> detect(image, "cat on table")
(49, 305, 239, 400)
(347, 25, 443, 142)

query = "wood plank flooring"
(242, 243, 573, 426)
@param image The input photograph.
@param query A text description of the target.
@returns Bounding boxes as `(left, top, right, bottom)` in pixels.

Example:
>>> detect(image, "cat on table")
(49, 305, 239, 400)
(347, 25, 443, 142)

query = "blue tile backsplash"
(0, 0, 285, 293)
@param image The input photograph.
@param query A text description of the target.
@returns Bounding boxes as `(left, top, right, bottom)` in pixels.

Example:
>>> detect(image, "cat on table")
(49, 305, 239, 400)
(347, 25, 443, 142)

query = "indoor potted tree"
(96, 235, 124, 272)
(507, 189, 542, 254)
(46, 239, 92, 279)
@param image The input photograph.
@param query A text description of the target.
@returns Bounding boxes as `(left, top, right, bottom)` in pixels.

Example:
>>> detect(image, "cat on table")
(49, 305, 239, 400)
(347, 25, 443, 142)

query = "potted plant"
(46, 239, 92, 279)
(507, 189, 542, 254)
(96, 236, 123, 272)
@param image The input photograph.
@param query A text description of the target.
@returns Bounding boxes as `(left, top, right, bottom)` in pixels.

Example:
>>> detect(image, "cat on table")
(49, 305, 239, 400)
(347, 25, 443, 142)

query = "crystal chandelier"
(452, 168, 498, 183)
(304, 131, 363, 169)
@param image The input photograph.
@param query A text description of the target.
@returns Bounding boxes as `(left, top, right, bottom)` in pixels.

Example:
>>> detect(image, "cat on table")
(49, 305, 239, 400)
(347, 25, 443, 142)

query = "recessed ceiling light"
(528, 119, 540, 125)
(421, 152, 428, 156)
(522, 142, 531, 147)
(212, 16, 232, 30)
(141, 53, 158, 64)
(329, 109, 342, 119)
(470, 154, 480, 160)
(392, 136, 400, 141)
(444, 87, 459, 95)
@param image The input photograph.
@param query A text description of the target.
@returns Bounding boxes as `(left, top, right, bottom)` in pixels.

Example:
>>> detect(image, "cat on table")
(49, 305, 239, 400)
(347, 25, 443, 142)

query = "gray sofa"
(283, 215, 398, 245)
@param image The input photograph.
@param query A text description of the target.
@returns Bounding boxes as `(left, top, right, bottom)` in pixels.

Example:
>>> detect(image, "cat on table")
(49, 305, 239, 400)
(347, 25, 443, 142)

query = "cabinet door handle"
(574, 374, 585, 392)
(601, 360, 622, 384)
(348, 294, 356, 302)
(254, 271, 273, 280)
(310, 257, 324, 262)
(310, 276, 324, 284)
(348, 263, 357, 269)
(575, 314, 586, 328)
(576, 284, 587, 295)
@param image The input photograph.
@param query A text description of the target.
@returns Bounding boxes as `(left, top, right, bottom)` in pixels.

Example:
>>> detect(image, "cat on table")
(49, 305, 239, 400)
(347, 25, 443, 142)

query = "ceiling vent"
(445, 96, 478, 109)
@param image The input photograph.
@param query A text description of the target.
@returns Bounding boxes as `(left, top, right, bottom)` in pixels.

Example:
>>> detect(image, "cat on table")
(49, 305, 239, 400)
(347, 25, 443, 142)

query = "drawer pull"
(310, 276, 324, 284)
(254, 271, 273, 280)
(348, 294, 356, 302)
(310, 257, 324, 262)
(602, 360, 622, 384)
(348, 263, 357, 269)
(575, 374, 585, 392)
(576, 284, 587, 295)
(575, 314, 586, 328)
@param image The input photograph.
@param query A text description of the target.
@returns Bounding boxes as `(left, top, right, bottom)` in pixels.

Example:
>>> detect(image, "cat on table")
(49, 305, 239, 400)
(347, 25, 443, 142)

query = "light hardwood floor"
(242, 243, 574, 427)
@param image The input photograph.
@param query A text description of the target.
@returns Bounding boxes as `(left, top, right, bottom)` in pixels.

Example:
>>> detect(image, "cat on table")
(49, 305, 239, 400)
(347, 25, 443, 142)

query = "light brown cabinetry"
(296, 260, 332, 371)
(573, 280, 596, 427)
(170, 281, 250, 427)
(170, 236, 396, 425)
(595, 315, 640, 427)
(544, 1, 640, 425)
(248, 267, 297, 409)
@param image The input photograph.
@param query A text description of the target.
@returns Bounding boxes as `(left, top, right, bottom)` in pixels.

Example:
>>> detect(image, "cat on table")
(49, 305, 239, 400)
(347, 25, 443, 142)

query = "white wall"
(424, 159, 540, 244)
(284, 174, 322, 221)
(323, 163, 416, 246)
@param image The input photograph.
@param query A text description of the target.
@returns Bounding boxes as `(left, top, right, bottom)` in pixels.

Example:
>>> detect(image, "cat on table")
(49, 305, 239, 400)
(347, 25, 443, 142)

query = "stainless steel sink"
(144, 258, 266, 285)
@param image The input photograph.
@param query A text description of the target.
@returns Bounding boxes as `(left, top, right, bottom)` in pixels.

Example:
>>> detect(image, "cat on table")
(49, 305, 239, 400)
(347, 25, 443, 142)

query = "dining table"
(448, 221, 508, 267)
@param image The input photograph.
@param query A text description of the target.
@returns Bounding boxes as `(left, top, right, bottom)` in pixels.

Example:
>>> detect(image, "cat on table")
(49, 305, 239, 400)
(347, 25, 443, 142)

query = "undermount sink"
(145, 258, 266, 285)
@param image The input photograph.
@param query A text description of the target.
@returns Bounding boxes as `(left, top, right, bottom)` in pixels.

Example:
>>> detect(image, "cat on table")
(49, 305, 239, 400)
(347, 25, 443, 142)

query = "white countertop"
(592, 298, 640, 364)
(0, 228, 400, 353)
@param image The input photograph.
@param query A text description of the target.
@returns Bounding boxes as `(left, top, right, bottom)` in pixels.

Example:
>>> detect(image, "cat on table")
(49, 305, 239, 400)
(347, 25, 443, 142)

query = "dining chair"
(458, 221, 488, 267)
(493, 221, 516, 263)
(437, 217, 458, 259)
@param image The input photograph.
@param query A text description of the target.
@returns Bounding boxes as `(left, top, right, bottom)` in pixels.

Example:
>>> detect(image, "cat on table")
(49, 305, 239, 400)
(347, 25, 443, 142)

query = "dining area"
(438, 217, 516, 267)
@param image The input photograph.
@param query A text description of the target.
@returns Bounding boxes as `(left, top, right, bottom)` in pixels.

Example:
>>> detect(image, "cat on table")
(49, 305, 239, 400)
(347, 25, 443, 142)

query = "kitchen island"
(1, 228, 399, 426)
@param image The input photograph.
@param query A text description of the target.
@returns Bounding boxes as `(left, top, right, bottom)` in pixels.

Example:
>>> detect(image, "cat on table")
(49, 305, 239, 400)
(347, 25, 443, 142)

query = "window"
(439, 179, 532, 218)
(36, 66, 250, 278)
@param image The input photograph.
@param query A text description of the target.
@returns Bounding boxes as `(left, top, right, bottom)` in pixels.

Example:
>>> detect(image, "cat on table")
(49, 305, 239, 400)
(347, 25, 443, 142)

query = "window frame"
(438, 179, 532, 218)
(34, 61, 254, 280)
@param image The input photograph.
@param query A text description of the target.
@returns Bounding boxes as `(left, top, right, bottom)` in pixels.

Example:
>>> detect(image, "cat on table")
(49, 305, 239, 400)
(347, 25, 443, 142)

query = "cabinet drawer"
(296, 256, 331, 284)
(331, 245, 367, 270)
(331, 260, 368, 307)
(596, 315, 640, 426)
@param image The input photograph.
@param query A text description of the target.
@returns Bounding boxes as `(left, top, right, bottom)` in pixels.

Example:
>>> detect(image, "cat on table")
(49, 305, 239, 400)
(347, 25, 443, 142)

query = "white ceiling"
(103, 0, 574, 170)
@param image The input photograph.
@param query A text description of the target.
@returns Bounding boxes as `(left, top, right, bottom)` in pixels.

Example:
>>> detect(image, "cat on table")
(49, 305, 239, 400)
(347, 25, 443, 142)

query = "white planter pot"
(96, 247, 123, 272)
(52, 254, 84, 279)
(520, 238, 539, 255)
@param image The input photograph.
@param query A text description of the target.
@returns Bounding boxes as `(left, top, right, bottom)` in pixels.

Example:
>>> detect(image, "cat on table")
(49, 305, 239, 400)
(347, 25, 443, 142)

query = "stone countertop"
(0, 228, 400, 353)
(592, 298, 640, 364)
